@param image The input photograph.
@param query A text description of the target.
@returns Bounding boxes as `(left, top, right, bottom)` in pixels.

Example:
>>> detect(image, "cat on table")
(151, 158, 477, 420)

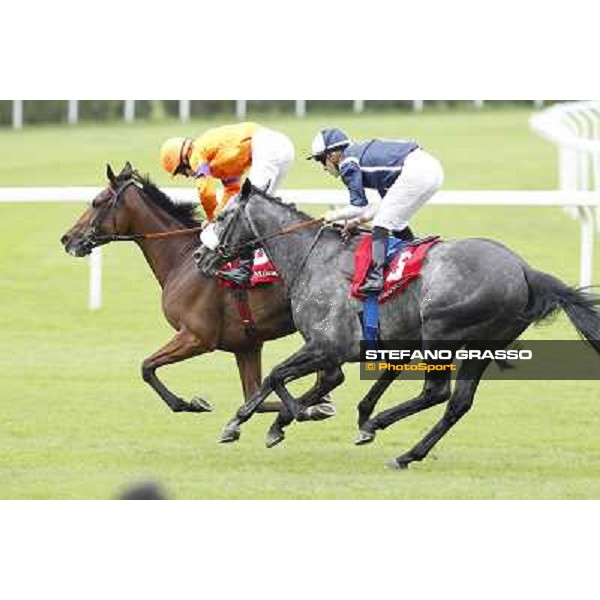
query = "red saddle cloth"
(350, 235, 441, 303)
(217, 249, 280, 288)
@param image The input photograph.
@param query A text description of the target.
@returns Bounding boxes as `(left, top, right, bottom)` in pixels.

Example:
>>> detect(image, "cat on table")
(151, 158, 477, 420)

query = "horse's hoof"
(355, 430, 376, 445)
(190, 397, 214, 412)
(265, 429, 285, 448)
(386, 457, 409, 470)
(301, 403, 337, 422)
(219, 426, 241, 444)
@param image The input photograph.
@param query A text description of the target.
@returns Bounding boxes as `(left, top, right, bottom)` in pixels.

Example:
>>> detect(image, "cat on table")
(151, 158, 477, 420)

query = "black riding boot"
(359, 226, 388, 296)
(392, 225, 415, 242)
(219, 249, 254, 286)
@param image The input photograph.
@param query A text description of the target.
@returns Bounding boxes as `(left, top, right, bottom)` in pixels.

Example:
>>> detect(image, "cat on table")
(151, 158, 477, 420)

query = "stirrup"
(218, 268, 251, 286)
(358, 273, 384, 296)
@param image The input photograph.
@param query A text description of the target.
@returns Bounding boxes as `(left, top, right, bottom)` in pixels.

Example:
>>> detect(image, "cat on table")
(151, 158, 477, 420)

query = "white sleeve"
(324, 205, 366, 222)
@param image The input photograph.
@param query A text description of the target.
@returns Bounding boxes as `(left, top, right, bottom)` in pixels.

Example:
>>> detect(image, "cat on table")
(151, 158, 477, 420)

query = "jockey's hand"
(341, 219, 361, 242)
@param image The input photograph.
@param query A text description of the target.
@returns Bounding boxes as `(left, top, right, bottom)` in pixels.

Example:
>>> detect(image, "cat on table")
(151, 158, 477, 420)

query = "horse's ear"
(106, 164, 116, 184)
(121, 161, 133, 177)
(241, 178, 253, 199)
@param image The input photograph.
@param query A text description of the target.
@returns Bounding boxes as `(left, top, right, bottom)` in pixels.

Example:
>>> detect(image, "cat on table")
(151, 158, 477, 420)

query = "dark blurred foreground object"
(117, 481, 169, 500)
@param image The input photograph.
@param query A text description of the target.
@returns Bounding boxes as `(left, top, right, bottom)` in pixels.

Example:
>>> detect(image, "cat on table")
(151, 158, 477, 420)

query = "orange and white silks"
(189, 122, 260, 221)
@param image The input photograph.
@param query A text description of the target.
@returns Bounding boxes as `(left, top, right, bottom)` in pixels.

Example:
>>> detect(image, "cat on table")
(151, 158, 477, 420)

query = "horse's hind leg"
(357, 369, 401, 429)
(141, 329, 213, 413)
(388, 356, 491, 469)
(356, 369, 451, 445)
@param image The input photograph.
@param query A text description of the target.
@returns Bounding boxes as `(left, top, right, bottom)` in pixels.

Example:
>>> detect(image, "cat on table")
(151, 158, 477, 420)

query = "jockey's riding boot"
(218, 249, 254, 286)
(392, 225, 415, 242)
(359, 226, 388, 296)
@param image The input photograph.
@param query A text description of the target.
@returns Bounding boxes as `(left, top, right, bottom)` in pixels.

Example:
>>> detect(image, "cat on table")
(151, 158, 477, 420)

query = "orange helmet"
(160, 136, 193, 176)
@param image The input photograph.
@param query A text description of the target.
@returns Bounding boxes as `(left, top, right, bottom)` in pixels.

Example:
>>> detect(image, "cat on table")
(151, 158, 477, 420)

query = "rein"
(231, 202, 326, 294)
(93, 217, 320, 245)
(89, 176, 205, 244)
(220, 217, 325, 256)
(93, 226, 204, 243)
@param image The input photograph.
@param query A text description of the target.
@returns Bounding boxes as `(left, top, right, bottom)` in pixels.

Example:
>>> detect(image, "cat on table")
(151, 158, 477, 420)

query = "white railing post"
(124, 100, 135, 123)
(179, 100, 190, 122)
(579, 207, 595, 287)
(67, 100, 79, 125)
(12, 100, 23, 129)
(89, 247, 102, 310)
(353, 100, 364, 113)
(236, 100, 247, 120)
(295, 100, 306, 118)
(533, 100, 544, 109)
(413, 100, 424, 112)
(473, 100, 484, 109)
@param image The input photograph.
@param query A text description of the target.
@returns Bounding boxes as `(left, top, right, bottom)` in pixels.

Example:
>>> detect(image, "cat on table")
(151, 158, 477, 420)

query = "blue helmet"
(307, 128, 352, 160)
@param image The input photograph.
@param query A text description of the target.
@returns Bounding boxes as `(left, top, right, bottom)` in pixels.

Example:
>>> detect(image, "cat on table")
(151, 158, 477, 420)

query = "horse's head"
(194, 179, 259, 274)
(61, 162, 139, 257)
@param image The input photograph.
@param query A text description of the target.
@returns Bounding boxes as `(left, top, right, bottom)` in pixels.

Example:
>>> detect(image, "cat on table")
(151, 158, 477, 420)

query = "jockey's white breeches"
(249, 127, 295, 194)
(372, 148, 444, 231)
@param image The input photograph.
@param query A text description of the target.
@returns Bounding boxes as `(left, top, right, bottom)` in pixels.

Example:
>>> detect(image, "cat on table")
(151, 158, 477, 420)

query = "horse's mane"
(127, 171, 203, 228)
(246, 182, 313, 221)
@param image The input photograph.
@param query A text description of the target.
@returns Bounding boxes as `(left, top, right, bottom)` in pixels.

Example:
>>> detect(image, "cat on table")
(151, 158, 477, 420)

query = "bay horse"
(60, 162, 333, 442)
(197, 180, 600, 469)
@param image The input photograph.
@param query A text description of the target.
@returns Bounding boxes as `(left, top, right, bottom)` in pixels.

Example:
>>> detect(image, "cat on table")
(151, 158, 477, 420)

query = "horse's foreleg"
(265, 370, 338, 448)
(234, 346, 281, 414)
(141, 329, 213, 413)
(221, 343, 343, 443)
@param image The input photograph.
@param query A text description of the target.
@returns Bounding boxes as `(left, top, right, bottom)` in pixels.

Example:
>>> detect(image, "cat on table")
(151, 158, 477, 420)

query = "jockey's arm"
(216, 177, 242, 213)
(195, 176, 218, 222)
(323, 157, 371, 223)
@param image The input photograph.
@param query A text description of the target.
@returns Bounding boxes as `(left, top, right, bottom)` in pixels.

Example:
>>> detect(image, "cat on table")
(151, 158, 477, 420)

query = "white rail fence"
(1, 188, 598, 309)
(7, 100, 548, 128)
(530, 101, 600, 228)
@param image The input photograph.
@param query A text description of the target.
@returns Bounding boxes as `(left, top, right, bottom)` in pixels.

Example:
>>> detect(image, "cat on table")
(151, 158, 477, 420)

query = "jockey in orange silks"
(160, 122, 294, 284)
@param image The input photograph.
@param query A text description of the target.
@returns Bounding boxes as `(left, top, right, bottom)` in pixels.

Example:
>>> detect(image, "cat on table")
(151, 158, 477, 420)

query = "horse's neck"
(250, 199, 329, 290)
(129, 202, 196, 288)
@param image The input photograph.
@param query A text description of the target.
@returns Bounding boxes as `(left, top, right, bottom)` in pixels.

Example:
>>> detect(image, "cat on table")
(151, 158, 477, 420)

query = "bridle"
(214, 193, 326, 292)
(84, 176, 203, 247)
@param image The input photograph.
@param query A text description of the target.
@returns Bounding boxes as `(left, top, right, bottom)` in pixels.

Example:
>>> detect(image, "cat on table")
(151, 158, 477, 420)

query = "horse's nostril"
(60, 234, 70, 245)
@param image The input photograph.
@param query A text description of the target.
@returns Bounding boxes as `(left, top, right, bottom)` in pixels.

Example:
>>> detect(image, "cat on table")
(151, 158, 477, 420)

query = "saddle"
(341, 232, 441, 303)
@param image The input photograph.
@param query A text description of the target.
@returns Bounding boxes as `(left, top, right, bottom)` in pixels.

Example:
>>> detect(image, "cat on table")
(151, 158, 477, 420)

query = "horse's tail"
(523, 267, 600, 355)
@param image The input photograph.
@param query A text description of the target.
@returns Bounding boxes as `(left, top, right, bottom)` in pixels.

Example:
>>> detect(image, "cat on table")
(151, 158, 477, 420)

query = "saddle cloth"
(217, 249, 280, 288)
(350, 235, 441, 303)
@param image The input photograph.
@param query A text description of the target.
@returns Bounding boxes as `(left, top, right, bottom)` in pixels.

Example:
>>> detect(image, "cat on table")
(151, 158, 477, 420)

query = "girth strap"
(231, 288, 259, 339)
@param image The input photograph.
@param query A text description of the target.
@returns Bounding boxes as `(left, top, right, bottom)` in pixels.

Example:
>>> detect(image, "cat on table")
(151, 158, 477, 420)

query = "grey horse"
(196, 181, 600, 469)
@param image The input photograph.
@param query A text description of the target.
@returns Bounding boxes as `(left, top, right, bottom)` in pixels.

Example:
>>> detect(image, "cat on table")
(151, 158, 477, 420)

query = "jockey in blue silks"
(307, 128, 444, 296)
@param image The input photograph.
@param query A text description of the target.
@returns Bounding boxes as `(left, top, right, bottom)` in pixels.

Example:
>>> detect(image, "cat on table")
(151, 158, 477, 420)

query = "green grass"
(1, 107, 599, 499)
(0, 105, 557, 189)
